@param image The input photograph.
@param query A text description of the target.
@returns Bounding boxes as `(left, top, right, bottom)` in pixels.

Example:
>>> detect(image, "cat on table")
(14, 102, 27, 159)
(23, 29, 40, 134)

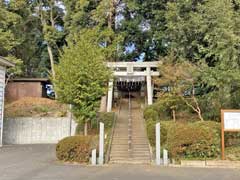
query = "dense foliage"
(166, 122, 221, 159)
(145, 111, 221, 159)
(162, 0, 240, 120)
(75, 112, 115, 135)
(98, 112, 115, 130)
(57, 113, 115, 164)
(1, 0, 240, 162)
(2, 1, 240, 147)
(56, 136, 97, 163)
(1, 1, 239, 119)
(54, 34, 110, 135)
(0, 0, 65, 78)
(144, 104, 240, 160)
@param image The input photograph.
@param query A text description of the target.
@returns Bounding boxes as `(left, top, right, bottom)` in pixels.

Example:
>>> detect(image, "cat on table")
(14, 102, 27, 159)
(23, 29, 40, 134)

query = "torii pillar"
(146, 67, 153, 105)
(107, 80, 113, 112)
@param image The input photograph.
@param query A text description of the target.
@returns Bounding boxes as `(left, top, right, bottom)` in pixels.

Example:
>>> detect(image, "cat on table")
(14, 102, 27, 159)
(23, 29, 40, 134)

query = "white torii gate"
(106, 61, 160, 112)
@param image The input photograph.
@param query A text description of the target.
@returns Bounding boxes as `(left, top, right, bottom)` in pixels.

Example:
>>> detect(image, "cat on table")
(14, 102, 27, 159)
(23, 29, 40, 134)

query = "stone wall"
(3, 117, 77, 144)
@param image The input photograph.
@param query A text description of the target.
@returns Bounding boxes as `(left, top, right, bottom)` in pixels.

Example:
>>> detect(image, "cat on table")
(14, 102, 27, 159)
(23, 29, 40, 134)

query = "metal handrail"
(141, 97, 154, 163)
(105, 97, 121, 163)
(128, 91, 132, 153)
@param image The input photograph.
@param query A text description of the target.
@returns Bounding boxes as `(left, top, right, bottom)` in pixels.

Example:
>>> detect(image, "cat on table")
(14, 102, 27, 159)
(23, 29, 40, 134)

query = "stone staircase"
(109, 98, 151, 164)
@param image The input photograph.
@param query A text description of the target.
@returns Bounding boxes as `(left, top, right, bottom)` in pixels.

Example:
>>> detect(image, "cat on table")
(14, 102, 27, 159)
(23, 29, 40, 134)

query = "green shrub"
(146, 119, 155, 146)
(151, 101, 172, 120)
(144, 108, 159, 122)
(225, 146, 240, 161)
(166, 122, 221, 159)
(56, 136, 97, 163)
(98, 112, 115, 130)
(75, 123, 84, 135)
(225, 132, 240, 147)
(146, 120, 172, 147)
(150, 95, 188, 121)
(74, 112, 115, 135)
(146, 120, 221, 159)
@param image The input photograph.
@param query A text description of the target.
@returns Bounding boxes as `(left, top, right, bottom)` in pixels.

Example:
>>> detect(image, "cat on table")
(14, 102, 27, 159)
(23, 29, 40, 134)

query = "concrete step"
(132, 148, 150, 151)
(113, 134, 129, 136)
(112, 138, 128, 141)
(111, 148, 150, 153)
(131, 139, 148, 142)
(112, 139, 128, 142)
(111, 142, 149, 146)
(113, 137, 147, 140)
(111, 148, 150, 152)
(110, 98, 151, 164)
(110, 158, 150, 164)
(112, 140, 148, 144)
(110, 156, 150, 160)
(109, 160, 150, 164)
(110, 152, 150, 157)
(112, 143, 149, 149)
(130, 143, 149, 146)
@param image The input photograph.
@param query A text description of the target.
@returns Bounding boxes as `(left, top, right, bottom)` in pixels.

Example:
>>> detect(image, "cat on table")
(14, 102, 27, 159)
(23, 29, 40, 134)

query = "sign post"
(0, 67, 6, 147)
(163, 149, 168, 166)
(156, 123, 161, 165)
(99, 122, 104, 165)
(91, 149, 97, 165)
(221, 109, 240, 160)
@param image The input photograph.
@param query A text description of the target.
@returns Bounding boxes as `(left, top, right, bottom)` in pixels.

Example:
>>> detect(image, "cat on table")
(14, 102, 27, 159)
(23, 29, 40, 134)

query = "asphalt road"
(0, 145, 239, 180)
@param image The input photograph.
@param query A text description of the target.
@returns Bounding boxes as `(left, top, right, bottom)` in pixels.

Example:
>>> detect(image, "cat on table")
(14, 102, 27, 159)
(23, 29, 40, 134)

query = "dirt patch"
(5, 97, 68, 118)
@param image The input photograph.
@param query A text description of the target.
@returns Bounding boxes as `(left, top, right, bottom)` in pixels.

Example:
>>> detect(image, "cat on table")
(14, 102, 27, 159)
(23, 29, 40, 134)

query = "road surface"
(0, 145, 239, 180)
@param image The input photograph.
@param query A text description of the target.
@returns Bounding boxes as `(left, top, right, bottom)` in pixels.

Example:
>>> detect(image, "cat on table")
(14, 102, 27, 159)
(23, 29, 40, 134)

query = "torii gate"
(106, 61, 160, 112)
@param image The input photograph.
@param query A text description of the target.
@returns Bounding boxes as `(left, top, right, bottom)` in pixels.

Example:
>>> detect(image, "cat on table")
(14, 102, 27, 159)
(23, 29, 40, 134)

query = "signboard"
(221, 110, 240, 160)
(223, 111, 240, 131)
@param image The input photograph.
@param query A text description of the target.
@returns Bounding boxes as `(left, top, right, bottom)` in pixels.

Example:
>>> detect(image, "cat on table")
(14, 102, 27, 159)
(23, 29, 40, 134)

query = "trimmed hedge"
(146, 120, 221, 159)
(225, 132, 240, 147)
(56, 136, 97, 163)
(167, 122, 221, 159)
(225, 146, 240, 161)
(146, 120, 170, 146)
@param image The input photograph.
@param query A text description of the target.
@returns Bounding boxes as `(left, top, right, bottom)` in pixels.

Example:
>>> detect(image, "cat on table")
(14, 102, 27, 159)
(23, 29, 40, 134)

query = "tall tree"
(54, 33, 110, 135)
(34, 0, 65, 79)
(0, 0, 24, 76)
(63, 0, 122, 61)
(0, 1, 21, 57)
(8, 0, 45, 77)
(157, 59, 204, 121)
(116, 0, 169, 61)
(165, 0, 240, 120)
(1, 0, 64, 78)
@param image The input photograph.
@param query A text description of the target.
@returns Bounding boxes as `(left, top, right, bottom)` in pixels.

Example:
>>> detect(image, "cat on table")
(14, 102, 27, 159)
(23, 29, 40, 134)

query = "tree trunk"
(84, 122, 88, 136)
(197, 107, 204, 122)
(47, 44, 56, 79)
(172, 109, 176, 122)
(108, 0, 116, 29)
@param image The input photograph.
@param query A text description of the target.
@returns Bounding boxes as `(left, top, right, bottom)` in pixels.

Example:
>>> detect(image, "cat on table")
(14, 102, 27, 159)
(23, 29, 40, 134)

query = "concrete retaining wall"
(3, 117, 77, 144)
